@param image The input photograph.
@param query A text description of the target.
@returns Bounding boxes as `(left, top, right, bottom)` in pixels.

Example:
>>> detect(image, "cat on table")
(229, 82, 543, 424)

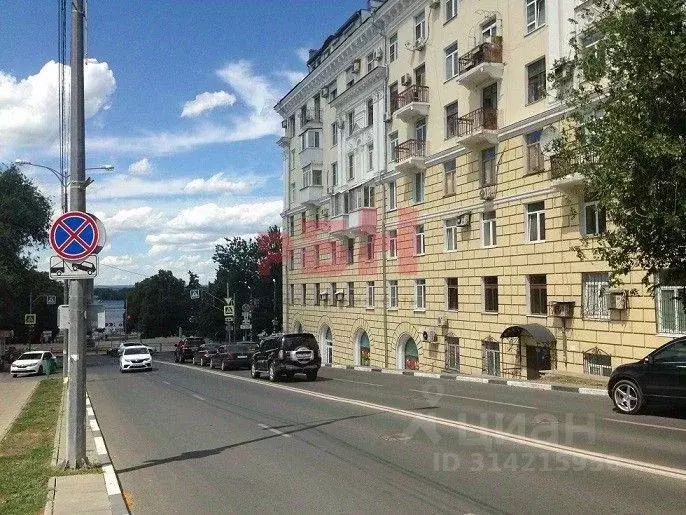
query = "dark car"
(192, 343, 221, 366)
(608, 336, 686, 414)
(210, 342, 258, 370)
(251, 333, 321, 382)
(174, 337, 204, 363)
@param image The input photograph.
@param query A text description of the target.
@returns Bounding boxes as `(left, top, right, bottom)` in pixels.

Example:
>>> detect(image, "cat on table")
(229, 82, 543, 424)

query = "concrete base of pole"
(66, 279, 87, 468)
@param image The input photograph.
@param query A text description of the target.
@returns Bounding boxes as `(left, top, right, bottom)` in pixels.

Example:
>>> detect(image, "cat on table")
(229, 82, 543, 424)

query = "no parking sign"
(49, 211, 106, 261)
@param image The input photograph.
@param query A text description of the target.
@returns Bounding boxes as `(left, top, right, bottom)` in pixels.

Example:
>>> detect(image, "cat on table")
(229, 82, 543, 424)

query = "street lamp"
(15, 160, 67, 213)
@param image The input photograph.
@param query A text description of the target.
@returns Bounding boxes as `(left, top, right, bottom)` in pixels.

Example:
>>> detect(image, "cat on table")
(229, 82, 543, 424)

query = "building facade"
(274, 0, 684, 380)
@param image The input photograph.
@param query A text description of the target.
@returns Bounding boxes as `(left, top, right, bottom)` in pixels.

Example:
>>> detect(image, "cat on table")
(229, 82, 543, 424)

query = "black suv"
(251, 333, 321, 382)
(174, 337, 204, 363)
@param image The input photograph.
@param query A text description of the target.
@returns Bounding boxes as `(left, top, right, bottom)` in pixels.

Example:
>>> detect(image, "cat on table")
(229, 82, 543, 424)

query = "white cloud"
(87, 174, 189, 200)
(183, 172, 252, 194)
(100, 255, 134, 267)
(296, 48, 311, 63)
(128, 158, 152, 175)
(102, 206, 165, 233)
(166, 200, 282, 232)
(0, 60, 115, 153)
(181, 91, 236, 118)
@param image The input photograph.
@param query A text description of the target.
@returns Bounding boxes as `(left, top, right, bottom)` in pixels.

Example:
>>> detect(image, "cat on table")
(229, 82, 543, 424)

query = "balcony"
(328, 214, 349, 241)
(549, 151, 594, 192)
(456, 37, 504, 89)
(277, 135, 292, 147)
(393, 139, 427, 175)
(392, 85, 430, 123)
(299, 147, 323, 168)
(455, 107, 498, 147)
(299, 185, 325, 206)
(299, 108, 322, 131)
(348, 207, 377, 235)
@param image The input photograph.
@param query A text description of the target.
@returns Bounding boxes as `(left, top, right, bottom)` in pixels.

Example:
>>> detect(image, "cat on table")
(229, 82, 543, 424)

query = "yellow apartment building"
(274, 0, 684, 380)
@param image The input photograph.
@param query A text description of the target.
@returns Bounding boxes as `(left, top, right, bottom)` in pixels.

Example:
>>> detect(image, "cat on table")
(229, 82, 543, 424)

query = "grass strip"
(0, 378, 61, 514)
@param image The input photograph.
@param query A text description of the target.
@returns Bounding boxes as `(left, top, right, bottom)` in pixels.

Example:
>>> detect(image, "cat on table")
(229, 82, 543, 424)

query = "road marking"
(103, 465, 121, 495)
(162, 380, 170, 385)
(94, 436, 107, 455)
(87, 406, 94, 417)
(258, 423, 292, 438)
(89, 418, 100, 432)
(86, 397, 91, 406)
(159, 360, 686, 482)
(191, 394, 206, 402)
(603, 418, 686, 433)
(332, 378, 384, 387)
(408, 389, 537, 410)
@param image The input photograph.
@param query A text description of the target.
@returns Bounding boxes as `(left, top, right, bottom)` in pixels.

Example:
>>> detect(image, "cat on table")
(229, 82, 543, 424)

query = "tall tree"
(127, 270, 187, 338)
(551, 0, 686, 288)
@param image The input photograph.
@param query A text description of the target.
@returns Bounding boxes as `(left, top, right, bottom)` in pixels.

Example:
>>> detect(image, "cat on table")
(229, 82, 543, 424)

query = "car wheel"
(221, 361, 227, 371)
(612, 379, 644, 415)
(268, 363, 279, 382)
(174, 355, 179, 363)
(306, 370, 318, 382)
(251, 362, 260, 379)
(38, 365, 44, 376)
(12, 374, 17, 378)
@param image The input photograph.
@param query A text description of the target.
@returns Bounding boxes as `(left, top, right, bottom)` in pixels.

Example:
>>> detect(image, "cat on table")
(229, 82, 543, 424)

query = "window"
(289, 249, 295, 269)
(526, 201, 546, 242)
(481, 147, 496, 186)
(289, 149, 295, 170)
(482, 18, 497, 42)
(526, 0, 546, 34)
(366, 281, 375, 308)
(366, 52, 375, 73)
(482, 211, 496, 247)
(525, 130, 544, 173)
(582, 272, 609, 319)
(300, 247, 306, 269)
(367, 144, 374, 171)
(330, 86, 337, 100)
(527, 57, 547, 104)
(444, 43, 459, 80)
(388, 229, 398, 258)
(331, 241, 337, 264)
(444, 159, 456, 195)
(484, 276, 498, 312)
(389, 131, 399, 162)
(415, 225, 425, 255)
(446, 102, 459, 139)
(304, 169, 322, 187)
(332, 162, 338, 186)
(445, 336, 460, 372)
(583, 353, 612, 377)
(290, 182, 296, 204)
(347, 111, 354, 136)
(446, 278, 459, 311)
(389, 82, 398, 113)
(315, 210, 319, 229)
(583, 200, 607, 236)
(302, 284, 307, 306)
(365, 235, 374, 261)
(289, 284, 294, 305)
(445, 218, 459, 251)
(414, 11, 426, 42)
(288, 115, 296, 136)
(288, 215, 294, 237)
(367, 98, 374, 126)
(528, 274, 548, 315)
(657, 278, 686, 335)
(314, 244, 320, 267)
(388, 280, 398, 308)
(388, 181, 397, 211)
(389, 33, 398, 62)
(330, 282, 337, 304)
(415, 118, 427, 143)
(413, 171, 425, 204)
(415, 279, 426, 310)
(347, 153, 355, 180)
(445, 0, 458, 21)
(653, 340, 686, 363)
(314, 283, 320, 305)
(301, 212, 306, 232)
(347, 238, 355, 264)
(348, 281, 355, 307)
(331, 122, 338, 146)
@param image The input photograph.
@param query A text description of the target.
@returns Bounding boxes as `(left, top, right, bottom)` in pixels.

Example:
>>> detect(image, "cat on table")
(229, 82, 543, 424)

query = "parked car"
(608, 336, 686, 414)
(192, 343, 221, 366)
(251, 333, 321, 382)
(10, 351, 57, 377)
(174, 337, 204, 363)
(119, 346, 152, 373)
(210, 342, 259, 370)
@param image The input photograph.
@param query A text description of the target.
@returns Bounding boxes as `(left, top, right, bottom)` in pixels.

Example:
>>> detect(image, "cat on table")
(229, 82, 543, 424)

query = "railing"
(585, 362, 612, 377)
(456, 107, 498, 137)
(299, 108, 322, 126)
(458, 37, 503, 75)
(391, 85, 429, 112)
(394, 139, 426, 163)
(550, 149, 598, 179)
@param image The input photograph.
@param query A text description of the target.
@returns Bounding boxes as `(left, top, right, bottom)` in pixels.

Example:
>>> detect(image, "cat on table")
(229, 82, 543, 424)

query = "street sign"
(224, 304, 234, 317)
(46, 295, 57, 305)
(240, 323, 252, 330)
(25, 313, 36, 325)
(49, 255, 98, 279)
(190, 289, 200, 299)
(224, 316, 234, 323)
(242, 303, 250, 312)
(49, 211, 105, 261)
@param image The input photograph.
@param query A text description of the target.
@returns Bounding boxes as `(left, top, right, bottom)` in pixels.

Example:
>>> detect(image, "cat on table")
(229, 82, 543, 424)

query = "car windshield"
(124, 347, 149, 356)
(282, 334, 318, 351)
(227, 344, 254, 353)
(18, 352, 43, 360)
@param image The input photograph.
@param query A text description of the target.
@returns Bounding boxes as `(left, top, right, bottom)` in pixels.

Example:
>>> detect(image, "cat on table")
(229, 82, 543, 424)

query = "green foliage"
(94, 287, 131, 301)
(551, 0, 686, 288)
(127, 270, 188, 338)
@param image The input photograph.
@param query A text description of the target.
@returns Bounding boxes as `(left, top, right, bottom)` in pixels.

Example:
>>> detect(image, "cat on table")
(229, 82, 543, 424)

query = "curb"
(322, 364, 608, 396)
(86, 393, 130, 515)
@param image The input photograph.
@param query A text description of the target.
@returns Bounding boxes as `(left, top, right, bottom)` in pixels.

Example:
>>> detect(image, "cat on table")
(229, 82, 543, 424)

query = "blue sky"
(0, 0, 363, 285)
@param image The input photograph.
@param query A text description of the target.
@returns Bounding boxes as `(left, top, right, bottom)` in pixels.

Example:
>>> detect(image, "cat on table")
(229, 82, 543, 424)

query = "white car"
(119, 346, 153, 373)
(10, 351, 57, 377)
(117, 341, 142, 356)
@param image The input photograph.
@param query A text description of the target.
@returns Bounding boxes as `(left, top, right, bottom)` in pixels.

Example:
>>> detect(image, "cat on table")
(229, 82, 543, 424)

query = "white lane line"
(162, 380, 170, 385)
(86, 397, 91, 406)
(258, 423, 292, 438)
(603, 418, 686, 433)
(94, 436, 107, 455)
(89, 418, 100, 432)
(191, 393, 206, 401)
(159, 360, 686, 482)
(86, 406, 94, 417)
(332, 378, 384, 387)
(102, 465, 121, 495)
(407, 389, 537, 410)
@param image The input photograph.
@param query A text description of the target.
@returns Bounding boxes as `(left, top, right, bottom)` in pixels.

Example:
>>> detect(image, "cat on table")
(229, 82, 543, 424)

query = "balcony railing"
(394, 139, 426, 163)
(299, 108, 322, 126)
(456, 107, 498, 137)
(458, 37, 503, 75)
(550, 149, 598, 179)
(391, 85, 429, 113)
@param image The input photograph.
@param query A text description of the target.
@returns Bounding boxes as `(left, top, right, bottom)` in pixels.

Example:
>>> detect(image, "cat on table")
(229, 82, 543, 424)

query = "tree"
(127, 270, 187, 338)
(551, 0, 686, 288)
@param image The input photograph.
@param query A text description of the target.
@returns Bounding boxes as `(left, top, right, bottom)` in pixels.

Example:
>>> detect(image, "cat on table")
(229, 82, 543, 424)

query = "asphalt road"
(85, 353, 686, 514)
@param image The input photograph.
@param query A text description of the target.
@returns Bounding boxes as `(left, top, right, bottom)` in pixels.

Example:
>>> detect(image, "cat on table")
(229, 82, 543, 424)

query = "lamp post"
(272, 277, 277, 333)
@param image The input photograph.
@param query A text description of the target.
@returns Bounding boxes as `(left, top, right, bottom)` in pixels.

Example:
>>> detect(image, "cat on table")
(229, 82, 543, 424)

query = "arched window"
(321, 326, 333, 364)
(359, 331, 370, 366)
(397, 336, 419, 370)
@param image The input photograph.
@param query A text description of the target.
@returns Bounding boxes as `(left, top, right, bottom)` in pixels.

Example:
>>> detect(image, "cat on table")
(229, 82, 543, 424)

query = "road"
(85, 353, 686, 514)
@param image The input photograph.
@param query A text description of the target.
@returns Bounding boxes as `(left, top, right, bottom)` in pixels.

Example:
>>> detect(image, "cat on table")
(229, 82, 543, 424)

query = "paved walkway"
(0, 373, 41, 440)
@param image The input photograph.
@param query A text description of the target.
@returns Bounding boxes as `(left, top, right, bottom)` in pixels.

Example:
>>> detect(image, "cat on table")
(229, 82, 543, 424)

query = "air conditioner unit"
(400, 73, 412, 86)
(437, 315, 448, 328)
(335, 290, 345, 300)
(320, 86, 329, 98)
(352, 59, 361, 74)
(455, 212, 471, 227)
(552, 301, 575, 318)
(422, 329, 438, 343)
(607, 290, 627, 310)
(413, 37, 427, 51)
(374, 48, 383, 61)
(319, 291, 329, 300)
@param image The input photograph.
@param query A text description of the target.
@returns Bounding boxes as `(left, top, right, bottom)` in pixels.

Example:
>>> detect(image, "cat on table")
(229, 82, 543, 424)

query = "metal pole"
(226, 282, 230, 343)
(66, 0, 87, 469)
(62, 182, 69, 378)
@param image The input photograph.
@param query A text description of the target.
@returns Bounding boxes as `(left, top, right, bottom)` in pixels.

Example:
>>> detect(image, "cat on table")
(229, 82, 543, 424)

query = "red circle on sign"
(49, 211, 100, 261)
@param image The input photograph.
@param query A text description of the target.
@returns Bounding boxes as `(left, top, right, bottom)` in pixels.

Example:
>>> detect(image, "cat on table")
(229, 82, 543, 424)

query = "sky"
(0, 0, 364, 285)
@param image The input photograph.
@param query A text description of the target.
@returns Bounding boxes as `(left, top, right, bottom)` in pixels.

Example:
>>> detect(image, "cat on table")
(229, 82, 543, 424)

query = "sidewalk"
(0, 374, 41, 440)
(45, 386, 128, 515)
